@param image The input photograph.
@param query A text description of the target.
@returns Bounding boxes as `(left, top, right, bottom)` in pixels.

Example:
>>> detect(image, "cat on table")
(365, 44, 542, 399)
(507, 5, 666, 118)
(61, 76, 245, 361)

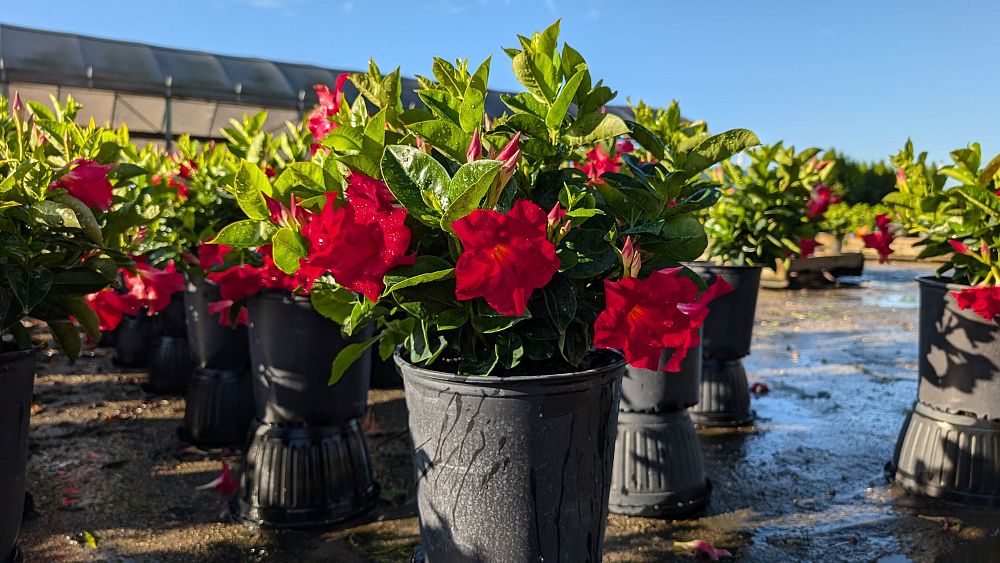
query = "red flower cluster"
(798, 238, 819, 259)
(308, 74, 349, 153)
(48, 159, 115, 210)
(152, 173, 189, 201)
(452, 199, 559, 316)
(300, 173, 415, 300)
(806, 184, 840, 218)
(953, 286, 1000, 322)
(86, 261, 185, 331)
(862, 214, 894, 263)
(575, 145, 621, 184)
(593, 268, 733, 372)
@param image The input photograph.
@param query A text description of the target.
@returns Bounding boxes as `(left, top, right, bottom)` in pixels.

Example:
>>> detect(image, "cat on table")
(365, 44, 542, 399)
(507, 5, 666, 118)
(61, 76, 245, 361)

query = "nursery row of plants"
(3, 21, 1000, 561)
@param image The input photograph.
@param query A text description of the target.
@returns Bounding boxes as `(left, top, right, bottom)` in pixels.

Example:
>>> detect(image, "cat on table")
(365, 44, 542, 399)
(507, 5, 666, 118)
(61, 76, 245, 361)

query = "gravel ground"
(17, 261, 1000, 562)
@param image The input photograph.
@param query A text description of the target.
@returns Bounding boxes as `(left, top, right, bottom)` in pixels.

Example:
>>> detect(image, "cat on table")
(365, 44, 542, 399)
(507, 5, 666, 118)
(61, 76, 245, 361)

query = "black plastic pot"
(184, 277, 250, 371)
(687, 263, 762, 360)
(914, 276, 1000, 419)
(240, 292, 377, 528)
(143, 336, 194, 395)
(890, 401, 1000, 505)
(0, 349, 35, 561)
(398, 349, 624, 562)
(620, 337, 702, 412)
(96, 326, 118, 348)
(180, 368, 254, 448)
(113, 314, 155, 368)
(689, 357, 755, 427)
(887, 276, 1000, 504)
(610, 342, 709, 517)
(154, 293, 188, 337)
(609, 410, 710, 517)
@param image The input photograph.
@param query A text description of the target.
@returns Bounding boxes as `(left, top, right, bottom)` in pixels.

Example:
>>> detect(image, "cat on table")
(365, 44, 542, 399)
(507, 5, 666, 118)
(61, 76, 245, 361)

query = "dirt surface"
(17, 262, 1000, 562)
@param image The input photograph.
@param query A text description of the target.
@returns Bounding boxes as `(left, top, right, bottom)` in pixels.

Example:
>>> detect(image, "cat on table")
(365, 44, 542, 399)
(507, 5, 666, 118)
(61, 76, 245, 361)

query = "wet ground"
(17, 262, 1000, 562)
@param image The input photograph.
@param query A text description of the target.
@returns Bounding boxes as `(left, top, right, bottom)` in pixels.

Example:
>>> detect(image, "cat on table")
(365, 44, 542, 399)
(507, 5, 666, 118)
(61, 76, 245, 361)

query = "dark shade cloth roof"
(0, 23, 632, 119)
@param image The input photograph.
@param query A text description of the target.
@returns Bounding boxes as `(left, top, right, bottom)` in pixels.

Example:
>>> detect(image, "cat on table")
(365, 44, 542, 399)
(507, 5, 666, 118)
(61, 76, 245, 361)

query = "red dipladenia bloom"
(452, 199, 559, 316)
(123, 262, 186, 314)
(806, 184, 840, 218)
(575, 145, 620, 184)
(953, 286, 1000, 322)
(594, 268, 733, 372)
(300, 174, 414, 300)
(798, 238, 819, 258)
(207, 299, 249, 327)
(86, 289, 141, 331)
(308, 74, 349, 152)
(862, 213, 894, 263)
(49, 159, 115, 210)
(196, 461, 240, 494)
(616, 139, 635, 154)
(255, 245, 306, 292)
(178, 159, 196, 179)
(207, 264, 262, 302)
(197, 243, 231, 272)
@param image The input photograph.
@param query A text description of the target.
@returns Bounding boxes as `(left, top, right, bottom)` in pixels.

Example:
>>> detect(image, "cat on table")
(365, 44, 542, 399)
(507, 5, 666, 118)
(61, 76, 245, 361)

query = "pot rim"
(0, 345, 37, 363)
(916, 274, 971, 292)
(685, 261, 765, 271)
(395, 348, 624, 386)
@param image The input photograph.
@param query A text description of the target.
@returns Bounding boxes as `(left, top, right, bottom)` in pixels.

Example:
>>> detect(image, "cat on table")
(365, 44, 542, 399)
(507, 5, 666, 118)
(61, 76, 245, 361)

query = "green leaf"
(330, 335, 380, 385)
(471, 303, 531, 333)
(407, 119, 471, 163)
(380, 145, 450, 226)
(501, 92, 549, 118)
(417, 90, 461, 126)
(311, 286, 355, 325)
(683, 129, 760, 174)
(48, 319, 81, 362)
(626, 120, 667, 162)
(441, 160, 503, 228)
(210, 220, 277, 247)
(505, 113, 549, 140)
(543, 274, 576, 333)
(560, 229, 616, 278)
(563, 113, 629, 147)
(107, 163, 148, 182)
(512, 51, 557, 103)
(459, 57, 490, 132)
(273, 162, 329, 195)
(231, 161, 272, 220)
(383, 256, 455, 295)
(545, 65, 587, 130)
(63, 296, 101, 341)
(272, 227, 308, 274)
(7, 266, 53, 313)
(49, 268, 112, 295)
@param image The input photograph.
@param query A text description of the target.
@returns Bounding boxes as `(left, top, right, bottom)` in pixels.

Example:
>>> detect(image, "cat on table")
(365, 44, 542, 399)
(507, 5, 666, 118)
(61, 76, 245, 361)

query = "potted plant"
(211, 78, 389, 527)
(596, 100, 758, 514)
(158, 117, 309, 446)
(309, 23, 740, 558)
(883, 140, 1000, 504)
(1, 94, 146, 560)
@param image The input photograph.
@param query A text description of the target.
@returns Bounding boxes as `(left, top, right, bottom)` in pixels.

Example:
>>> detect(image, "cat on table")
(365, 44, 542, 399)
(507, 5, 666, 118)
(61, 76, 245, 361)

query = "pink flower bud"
(547, 202, 565, 227)
(948, 240, 970, 255)
(495, 132, 521, 164)
(621, 236, 642, 278)
(11, 90, 24, 118)
(467, 128, 483, 163)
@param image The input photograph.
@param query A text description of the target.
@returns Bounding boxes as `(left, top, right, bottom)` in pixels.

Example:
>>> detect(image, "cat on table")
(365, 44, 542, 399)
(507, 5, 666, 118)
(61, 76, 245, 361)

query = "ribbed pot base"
(179, 368, 254, 448)
(609, 410, 710, 517)
(690, 357, 755, 427)
(239, 419, 378, 528)
(143, 336, 194, 395)
(7, 546, 23, 563)
(890, 401, 1000, 506)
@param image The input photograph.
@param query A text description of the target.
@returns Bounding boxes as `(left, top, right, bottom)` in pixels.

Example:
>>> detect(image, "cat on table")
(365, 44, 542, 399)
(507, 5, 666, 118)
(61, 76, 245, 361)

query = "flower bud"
(466, 128, 483, 163)
(11, 90, 24, 120)
(621, 236, 642, 278)
(495, 132, 521, 165)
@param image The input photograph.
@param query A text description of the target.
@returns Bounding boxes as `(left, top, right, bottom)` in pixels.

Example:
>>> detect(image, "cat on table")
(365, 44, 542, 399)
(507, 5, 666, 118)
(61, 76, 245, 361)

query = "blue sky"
(5, 0, 1000, 163)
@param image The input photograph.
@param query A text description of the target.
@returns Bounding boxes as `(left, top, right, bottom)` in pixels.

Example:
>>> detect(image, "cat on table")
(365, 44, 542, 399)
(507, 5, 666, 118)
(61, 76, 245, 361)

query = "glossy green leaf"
(441, 160, 503, 228)
(380, 145, 450, 226)
(231, 161, 272, 220)
(272, 227, 308, 274)
(563, 113, 629, 147)
(210, 220, 277, 247)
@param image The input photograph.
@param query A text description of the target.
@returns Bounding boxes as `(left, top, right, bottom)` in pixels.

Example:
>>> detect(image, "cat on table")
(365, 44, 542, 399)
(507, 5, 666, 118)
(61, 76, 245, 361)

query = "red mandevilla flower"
(862, 214, 895, 263)
(197, 243, 231, 272)
(575, 145, 620, 184)
(301, 174, 414, 300)
(123, 262, 186, 315)
(207, 299, 249, 327)
(806, 184, 840, 218)
(308, 73, 349, 152)
(86, 289, 141, 331)
(452, 199, 559, 316)
(207, 264, 262, 303)
(953, 286, 1000, 322)
(593, 268, 733, 372)
(48, 159, 115, 210)
(798, 238, 819, 258)
(948, 240, 971, 255)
